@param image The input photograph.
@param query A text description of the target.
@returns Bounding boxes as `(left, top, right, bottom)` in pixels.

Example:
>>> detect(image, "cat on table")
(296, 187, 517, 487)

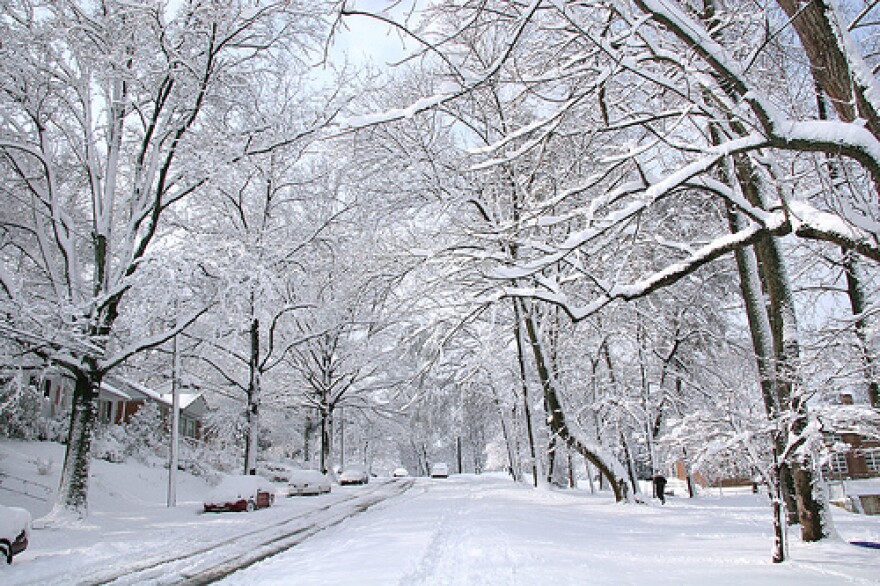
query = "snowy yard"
(2, 440, 880, 585)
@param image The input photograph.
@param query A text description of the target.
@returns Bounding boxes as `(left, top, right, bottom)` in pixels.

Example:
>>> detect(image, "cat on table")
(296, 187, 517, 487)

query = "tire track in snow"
(399, 479, 518, 585)
(67, 478, 414, 586)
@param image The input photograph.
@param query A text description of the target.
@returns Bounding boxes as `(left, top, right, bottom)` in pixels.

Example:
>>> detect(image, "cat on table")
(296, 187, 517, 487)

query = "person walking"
(653, 473, 668, 504)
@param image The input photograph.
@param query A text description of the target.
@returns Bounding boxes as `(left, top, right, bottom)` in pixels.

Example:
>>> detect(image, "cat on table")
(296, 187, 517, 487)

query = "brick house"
(7, 364, 207, 441)
(822, 394, 880, 482)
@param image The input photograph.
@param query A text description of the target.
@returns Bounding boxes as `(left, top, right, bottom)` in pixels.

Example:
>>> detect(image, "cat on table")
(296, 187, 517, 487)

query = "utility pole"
(167, 333, 181, 507)
(339, 406, 345, 471)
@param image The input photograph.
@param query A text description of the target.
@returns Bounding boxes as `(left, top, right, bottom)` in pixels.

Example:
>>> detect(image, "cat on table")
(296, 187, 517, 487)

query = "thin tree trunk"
(843, 251, 880, 408)
(244, 317, 260, 475)
(513, 299, 542, 487)
(521, 301, 631, 502)
(492, 386, 522, 481)
(814, 81, 880, 410)
(320, 406, 333, 475)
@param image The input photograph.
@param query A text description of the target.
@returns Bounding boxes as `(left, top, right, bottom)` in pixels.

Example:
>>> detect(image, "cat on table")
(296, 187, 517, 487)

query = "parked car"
(204, 475, 276, 512)
(392, 467, 409, 477)
(288, 470, 332, 496)
(338, 466, 370, 485)
(0, 504, 31, 564)
(430, 462, 449, 478)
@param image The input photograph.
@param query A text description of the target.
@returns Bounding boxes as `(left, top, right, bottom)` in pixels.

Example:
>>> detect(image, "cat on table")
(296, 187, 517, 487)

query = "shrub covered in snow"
(0, 377, 43, 440)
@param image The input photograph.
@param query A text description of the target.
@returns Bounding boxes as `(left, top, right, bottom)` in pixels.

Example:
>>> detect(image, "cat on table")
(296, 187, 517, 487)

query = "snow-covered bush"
(0, 377, 43, 439)
(31, 456, 54, 476)
(124, 402, 168, 460)
(93, 424, 126, 463)
(37, 412, 69, 443)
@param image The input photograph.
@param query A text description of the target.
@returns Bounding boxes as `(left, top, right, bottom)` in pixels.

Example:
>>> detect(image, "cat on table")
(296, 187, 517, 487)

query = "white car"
(392, 467, 409, 477)
(430, 462, 449, 478)
(338, 466, 370, 485)
(0, 504, 31, 564)
(288, 470, 332, 496)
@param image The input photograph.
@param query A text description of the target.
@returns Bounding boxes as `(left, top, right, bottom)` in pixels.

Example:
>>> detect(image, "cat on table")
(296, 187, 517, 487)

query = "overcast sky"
(329, 0, 425, 67)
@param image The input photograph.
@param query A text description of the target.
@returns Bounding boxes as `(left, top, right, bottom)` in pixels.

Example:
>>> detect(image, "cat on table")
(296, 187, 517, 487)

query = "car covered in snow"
(338, 466, 369, 485)
(0, 504, 31, 564)
(203, 474, 276, 513)
(392, 467, 409, 477)
(430, 462, 449, 478)
(288, 470, 332, 496)
(257, 461, 295, 483)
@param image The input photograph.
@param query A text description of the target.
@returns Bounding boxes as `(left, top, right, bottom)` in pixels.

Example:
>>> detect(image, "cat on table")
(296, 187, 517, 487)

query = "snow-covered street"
(222, 474, 880, 585)
(3, 440, 880, 585)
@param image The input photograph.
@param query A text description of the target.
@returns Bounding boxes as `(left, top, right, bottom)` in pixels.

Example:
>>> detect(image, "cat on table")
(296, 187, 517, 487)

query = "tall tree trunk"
(492, 386, 522, 481)
(320, 405, 333, 475)
(244, 317, 260, 475)
(842, 251, 880, 408)
(513, 299, 542, 487)
(52, 365, 101, 519)
(712, 111, 802, 539)
(755, 226, 828, 542)
(727, 204, 796, 559)
(814, 85, 880, 410)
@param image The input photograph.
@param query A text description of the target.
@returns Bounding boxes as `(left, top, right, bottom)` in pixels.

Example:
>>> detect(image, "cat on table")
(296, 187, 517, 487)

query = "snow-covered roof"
(845, 479, 880, 497)
(102, 376, 208, 419)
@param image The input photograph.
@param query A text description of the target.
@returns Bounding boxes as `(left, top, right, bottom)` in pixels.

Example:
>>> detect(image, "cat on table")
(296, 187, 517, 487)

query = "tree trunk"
(775, 0, 880, 141)
(513, 299, 542, 487)
(815, 81, 880, 410)
(320, 406, 333, 475)
(758, 231, 828, 542)
(521, 301, 631, 502)
(52, 366, 100, 518)
(727, 205, 798, 539)
(843, 251, 880, 408)
(492, 386, 522, 481)
(244, 317, 260, 475)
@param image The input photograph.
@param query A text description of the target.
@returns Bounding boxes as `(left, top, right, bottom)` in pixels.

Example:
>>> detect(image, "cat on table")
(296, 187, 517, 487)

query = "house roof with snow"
(102, 376, 208, 420)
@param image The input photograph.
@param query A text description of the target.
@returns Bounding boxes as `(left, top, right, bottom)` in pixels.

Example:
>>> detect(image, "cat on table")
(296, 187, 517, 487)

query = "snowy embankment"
(0, 440, 410, 585)
(2, 439, 880, 585)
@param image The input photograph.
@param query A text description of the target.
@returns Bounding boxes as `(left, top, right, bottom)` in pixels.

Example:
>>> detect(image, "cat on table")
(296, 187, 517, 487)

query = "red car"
(0, 504, 31, 564)
(203, 475, 276, 513)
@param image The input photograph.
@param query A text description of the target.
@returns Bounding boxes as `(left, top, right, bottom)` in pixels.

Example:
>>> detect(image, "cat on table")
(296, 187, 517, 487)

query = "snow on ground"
(2, 439, 880, 585)
(222, 474, 880, 585)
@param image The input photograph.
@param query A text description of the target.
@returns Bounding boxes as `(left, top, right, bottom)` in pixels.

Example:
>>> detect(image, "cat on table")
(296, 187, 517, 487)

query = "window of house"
(181, 417, 197, 439)
(828, 452, 849, 474)
(98, 400, 113, 424)
(865, 450, 880, 473)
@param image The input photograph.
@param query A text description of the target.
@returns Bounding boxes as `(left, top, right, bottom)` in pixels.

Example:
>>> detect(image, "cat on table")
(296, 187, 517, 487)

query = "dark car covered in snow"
(203, 475, 276, 513)
(0, 504, 31, 564)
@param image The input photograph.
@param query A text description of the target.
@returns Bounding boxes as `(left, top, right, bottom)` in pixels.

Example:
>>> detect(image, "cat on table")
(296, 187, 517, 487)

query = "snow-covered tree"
(0, 0, 329, 519)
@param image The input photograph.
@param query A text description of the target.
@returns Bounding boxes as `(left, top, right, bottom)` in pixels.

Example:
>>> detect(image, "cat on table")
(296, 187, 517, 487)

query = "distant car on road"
(338, 466, 370, 485)
(288, 470, 332, 496)
(430, 462, 449, 478)
(0, 504, 31, 564)
(257, 462, 296, 483)
(392, 467, 409, 477)
(204, 475, 276, 513)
